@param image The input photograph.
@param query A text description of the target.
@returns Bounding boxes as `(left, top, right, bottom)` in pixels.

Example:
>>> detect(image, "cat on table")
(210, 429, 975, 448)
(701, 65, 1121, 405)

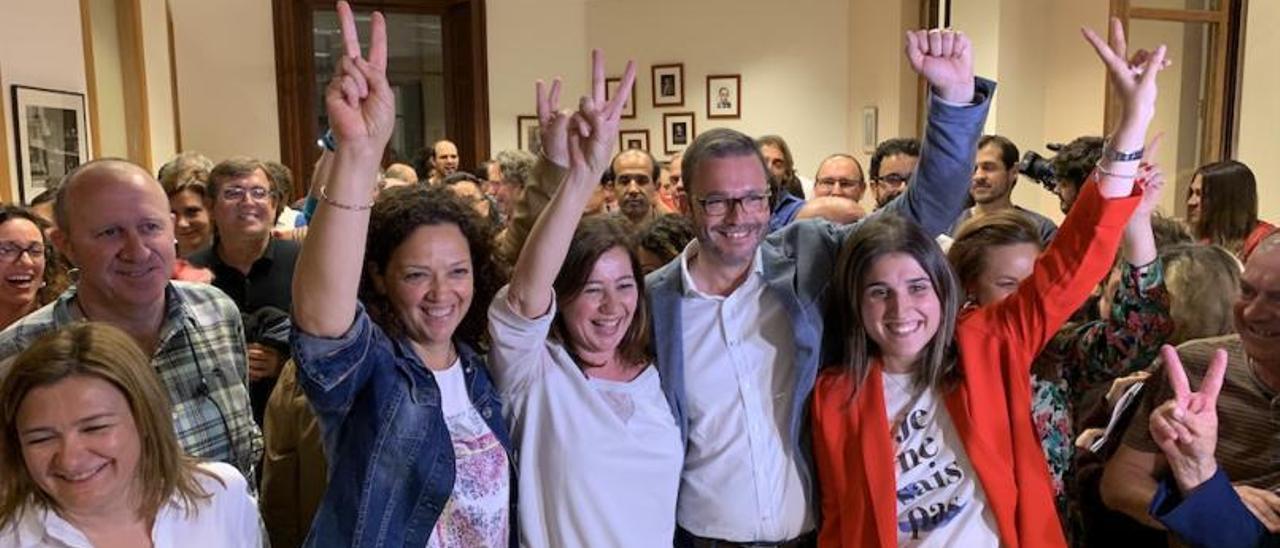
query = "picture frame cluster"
(518, 63, 742, 157)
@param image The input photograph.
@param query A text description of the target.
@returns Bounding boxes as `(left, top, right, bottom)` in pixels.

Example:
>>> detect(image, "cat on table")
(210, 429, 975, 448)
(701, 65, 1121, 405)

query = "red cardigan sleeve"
(966, 175, 1143, 365)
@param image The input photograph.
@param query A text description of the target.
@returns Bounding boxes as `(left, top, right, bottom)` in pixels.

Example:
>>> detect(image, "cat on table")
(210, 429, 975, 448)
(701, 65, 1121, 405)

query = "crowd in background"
(0, 2, 1276, 547)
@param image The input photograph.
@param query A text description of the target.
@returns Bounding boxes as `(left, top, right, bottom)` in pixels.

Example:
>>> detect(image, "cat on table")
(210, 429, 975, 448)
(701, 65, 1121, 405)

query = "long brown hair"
(0, 323, 219, 530)
(550, 216, 652, 367)
(1193, 160, 1260, 256)
(829, 214, 962, 393)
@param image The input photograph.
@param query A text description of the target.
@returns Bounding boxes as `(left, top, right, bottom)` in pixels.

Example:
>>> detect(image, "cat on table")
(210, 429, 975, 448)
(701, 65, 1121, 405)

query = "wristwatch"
(317, 129, 337, 152)
(1101, 138, 1143, 162)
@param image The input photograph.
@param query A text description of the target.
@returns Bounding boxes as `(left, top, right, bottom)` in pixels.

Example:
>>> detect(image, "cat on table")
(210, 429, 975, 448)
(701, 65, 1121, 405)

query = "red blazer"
(812, 178, 1141, 547)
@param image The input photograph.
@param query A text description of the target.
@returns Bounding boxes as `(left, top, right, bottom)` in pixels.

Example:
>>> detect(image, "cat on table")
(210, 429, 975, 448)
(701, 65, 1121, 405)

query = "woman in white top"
(0, 322, 260, 548)
(487, 52, 682, 548)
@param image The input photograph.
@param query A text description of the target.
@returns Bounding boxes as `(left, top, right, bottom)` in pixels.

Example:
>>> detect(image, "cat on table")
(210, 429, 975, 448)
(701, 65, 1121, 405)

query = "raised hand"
(325, 1, 394, 155)
(905, 29, 975, 104)
(1083, 17, 1170, 123)
(1149, 344, 1226, 492)
(536, 50, 636, 175)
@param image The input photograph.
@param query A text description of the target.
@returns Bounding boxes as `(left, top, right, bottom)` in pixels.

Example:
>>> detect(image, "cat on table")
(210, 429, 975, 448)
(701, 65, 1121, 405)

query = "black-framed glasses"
(695, 191, 772, 216)
(220, 186, 271, 202)
(873, 173, 910, 187)
(0, 241, 45, 262)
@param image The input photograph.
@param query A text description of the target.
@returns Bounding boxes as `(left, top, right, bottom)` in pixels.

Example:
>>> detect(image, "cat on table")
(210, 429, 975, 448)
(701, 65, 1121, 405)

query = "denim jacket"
(292, 304, 516, 547)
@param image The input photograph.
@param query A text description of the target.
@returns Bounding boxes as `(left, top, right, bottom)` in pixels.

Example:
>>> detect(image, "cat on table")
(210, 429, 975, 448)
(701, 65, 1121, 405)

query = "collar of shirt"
(677, 239, 765, 299)
(56, 282, 212, 352)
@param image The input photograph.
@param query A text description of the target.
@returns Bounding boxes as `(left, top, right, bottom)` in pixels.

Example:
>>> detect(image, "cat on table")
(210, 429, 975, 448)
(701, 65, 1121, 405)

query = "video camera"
(1018, 143, 1063, 192)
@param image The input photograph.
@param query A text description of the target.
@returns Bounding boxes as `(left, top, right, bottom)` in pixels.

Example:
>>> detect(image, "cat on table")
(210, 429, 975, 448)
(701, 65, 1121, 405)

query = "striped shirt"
(0, 282, 263, 480)
(1124, 334, 1280, 490)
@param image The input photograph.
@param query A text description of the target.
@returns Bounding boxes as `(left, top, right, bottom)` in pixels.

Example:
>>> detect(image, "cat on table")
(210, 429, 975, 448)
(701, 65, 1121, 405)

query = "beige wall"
(0, 0, 88, 201)
(88, 0, 130, 159)
(139, 0, 177, 170)
(169, 0, 280, 163)
(1238, 0, 1280, 223)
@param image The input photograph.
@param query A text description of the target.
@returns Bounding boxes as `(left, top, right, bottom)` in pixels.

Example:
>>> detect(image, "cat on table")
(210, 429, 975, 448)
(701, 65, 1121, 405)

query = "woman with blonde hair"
(0, 322, 259, 547)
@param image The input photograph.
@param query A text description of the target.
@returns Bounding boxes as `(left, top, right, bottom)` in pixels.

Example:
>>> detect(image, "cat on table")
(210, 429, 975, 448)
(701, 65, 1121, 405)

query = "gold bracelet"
(319, 185, 375, 211)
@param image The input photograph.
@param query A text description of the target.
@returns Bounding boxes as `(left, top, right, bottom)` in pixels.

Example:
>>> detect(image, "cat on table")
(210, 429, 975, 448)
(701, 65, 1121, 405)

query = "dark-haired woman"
(0, 206, 51, 331)
(1187, 159, 1275, 262)
(290, 4, 512, 546)
(811, 20, 1164, 546)
(487, 55, 681, 547)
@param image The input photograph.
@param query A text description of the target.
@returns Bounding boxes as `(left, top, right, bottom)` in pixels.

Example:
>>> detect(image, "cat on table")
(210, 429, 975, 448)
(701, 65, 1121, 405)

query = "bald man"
(0, 159, 263, 480)
(427, 139, 460, 185)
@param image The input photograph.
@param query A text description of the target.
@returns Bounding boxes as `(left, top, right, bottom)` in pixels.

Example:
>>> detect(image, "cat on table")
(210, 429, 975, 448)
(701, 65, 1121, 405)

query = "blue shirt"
(292, 305, 516, 547)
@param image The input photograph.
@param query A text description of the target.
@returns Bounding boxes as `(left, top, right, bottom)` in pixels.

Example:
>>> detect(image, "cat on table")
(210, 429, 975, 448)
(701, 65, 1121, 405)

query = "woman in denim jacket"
(290, 3, 514, 546)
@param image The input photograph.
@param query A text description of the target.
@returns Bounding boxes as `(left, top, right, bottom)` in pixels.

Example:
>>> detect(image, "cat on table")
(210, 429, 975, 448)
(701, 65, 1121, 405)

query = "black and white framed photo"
(861, 106, 878, 154)
(618, 129, 650, 153)
(11, 85, 89, 202)
(662, 112, 696, 155)
(517, 115, 541, 155)
(606, 77, 636, 119)
(651, 63, 684, 107)
(706, 74, 741, 119)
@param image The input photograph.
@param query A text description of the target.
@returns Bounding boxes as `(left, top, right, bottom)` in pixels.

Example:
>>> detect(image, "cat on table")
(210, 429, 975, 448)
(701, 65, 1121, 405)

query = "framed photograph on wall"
(662, 112, 696, 155)
(706, 74, 741, 119)
(618, 129, 650, 153)
(651, 63, 684, 107)
(861, 107, 878, 154)
(517, 115, 541, 155)
(11, 85, 89, 203)
(606, 77, 636, 119)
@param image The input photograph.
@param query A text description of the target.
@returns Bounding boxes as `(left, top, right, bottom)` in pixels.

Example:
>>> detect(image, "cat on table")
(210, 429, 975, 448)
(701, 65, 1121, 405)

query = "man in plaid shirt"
(0, 159, 263, 480)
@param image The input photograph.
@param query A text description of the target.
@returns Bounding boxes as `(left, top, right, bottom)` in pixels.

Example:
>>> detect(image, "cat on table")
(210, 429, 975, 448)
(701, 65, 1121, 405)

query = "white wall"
(0, 0, 88, 201)
(170, 0, 280, 163)
(139, 0, 177, 170)
(583, 0, 851, 197)
(1238, 0, 1280, 223)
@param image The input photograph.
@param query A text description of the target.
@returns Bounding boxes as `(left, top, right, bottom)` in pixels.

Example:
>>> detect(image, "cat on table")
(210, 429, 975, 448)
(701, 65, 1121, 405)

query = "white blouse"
(1, 462, 261, 548)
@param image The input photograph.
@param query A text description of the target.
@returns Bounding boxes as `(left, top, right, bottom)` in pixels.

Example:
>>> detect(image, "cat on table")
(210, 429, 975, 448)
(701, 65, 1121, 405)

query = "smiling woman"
(0, 322, 259, 546)
(0, 206, 51, 331)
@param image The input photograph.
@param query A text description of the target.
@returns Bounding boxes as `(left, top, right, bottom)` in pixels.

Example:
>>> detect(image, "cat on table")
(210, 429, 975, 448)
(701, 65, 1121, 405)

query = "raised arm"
(292, 1, 393, 337)
(877, 29, 988, 237)
(506, 52, 636, 318)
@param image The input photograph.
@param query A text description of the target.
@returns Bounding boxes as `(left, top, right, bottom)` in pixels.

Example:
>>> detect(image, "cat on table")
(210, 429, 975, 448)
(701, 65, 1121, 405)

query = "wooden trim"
(167, 2, 182, 152)
(79, 0, 101, 159)
(1223, 0, 1249, 159)
(1129, 7, 1227, 24)
(0, 64, 11, 203)
(119, 0, 152, 169)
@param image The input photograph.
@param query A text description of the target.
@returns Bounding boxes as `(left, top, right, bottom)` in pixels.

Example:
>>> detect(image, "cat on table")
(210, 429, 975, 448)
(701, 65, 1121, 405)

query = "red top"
(1242, 220, 1276, 263)
(811, 177, 1142, 547)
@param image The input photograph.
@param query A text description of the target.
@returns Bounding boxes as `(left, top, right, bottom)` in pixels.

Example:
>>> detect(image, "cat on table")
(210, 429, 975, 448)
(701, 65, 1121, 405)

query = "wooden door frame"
(272, 0, 488, 199)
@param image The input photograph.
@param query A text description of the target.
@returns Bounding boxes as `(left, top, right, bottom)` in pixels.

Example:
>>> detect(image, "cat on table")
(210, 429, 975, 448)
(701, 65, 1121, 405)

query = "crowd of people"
(0, 2, 1276, 547)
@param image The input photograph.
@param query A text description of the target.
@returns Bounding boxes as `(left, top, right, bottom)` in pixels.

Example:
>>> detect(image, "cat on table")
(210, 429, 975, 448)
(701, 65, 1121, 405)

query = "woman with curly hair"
(290, 4, 513, 545)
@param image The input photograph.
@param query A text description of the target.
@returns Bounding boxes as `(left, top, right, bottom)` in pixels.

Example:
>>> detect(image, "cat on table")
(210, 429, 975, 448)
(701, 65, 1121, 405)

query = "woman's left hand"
(1082, 17, 1170, 124)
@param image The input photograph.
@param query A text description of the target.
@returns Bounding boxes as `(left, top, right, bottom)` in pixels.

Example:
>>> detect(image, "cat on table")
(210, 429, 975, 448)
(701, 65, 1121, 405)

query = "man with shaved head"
(1103, 230, 1280, 532)
(0, 158, 263, 480)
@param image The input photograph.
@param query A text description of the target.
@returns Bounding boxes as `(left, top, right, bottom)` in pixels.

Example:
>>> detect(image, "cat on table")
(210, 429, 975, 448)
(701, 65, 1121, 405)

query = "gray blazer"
(645, 78, 996, 455)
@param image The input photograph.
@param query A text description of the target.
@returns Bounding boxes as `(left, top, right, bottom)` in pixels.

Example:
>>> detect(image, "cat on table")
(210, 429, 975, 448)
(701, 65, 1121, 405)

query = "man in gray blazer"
(647, 30, 994, 546)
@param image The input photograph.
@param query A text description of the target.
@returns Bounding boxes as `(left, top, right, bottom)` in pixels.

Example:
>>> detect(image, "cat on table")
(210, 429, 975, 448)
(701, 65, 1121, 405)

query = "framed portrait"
(662, 112, 696, 155)
(606, 77, 636, 119)
(517, 115, 541, 155)
(706, 74, 741, 119)
(618, 129, 650, 153)
(861, 107, 878, 154)
(651, 63, 684, 107)
(10, 85, 89, 202)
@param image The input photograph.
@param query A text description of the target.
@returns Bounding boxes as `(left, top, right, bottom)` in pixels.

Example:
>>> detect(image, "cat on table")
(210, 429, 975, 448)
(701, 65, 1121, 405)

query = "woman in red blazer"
(811, 19, 1168, 547)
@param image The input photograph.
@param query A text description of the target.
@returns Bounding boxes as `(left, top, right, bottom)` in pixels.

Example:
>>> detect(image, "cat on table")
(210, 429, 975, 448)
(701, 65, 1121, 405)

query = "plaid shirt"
(0, 281, 264, 479)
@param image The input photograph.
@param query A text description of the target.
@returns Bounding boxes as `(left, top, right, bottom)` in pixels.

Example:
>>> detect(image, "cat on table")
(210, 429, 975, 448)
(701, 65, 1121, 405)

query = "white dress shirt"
(1, 462, 260, 548)
(675, 241, 813, 542)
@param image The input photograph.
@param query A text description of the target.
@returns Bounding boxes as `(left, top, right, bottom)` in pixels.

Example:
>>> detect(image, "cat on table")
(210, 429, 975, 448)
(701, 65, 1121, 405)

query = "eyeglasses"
(220, 186, 271, 202)
(0, 241, 45, 262)
(873, 173, 911, 187)
(695, 191, 772, 216)
(816, 177, 865, 189)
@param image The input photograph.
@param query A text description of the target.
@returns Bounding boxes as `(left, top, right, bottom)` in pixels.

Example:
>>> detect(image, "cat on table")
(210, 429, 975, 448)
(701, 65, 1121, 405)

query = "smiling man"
(946, 134, 1057, 242)
(1103, 231, 1280, 532)
(645, 29, 993, 546)
(189, 157, 301, 425)
(0, 158, 262, 480)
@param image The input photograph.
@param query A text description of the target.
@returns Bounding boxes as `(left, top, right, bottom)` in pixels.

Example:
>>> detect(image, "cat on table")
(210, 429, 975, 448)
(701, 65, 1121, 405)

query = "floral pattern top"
(1029, 259, 1172, 515)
